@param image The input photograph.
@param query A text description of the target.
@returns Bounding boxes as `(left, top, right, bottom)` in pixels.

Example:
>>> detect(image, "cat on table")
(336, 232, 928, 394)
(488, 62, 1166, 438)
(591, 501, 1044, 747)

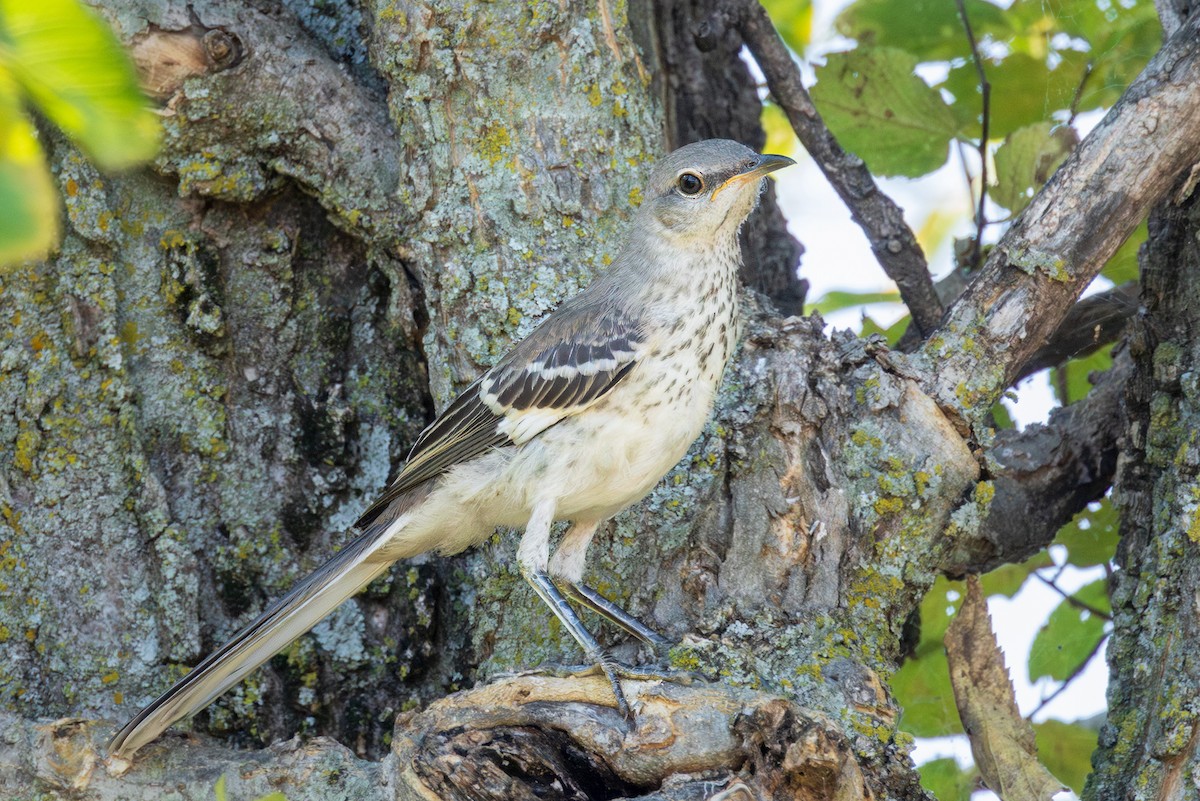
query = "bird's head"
(638, 139, 795, 247)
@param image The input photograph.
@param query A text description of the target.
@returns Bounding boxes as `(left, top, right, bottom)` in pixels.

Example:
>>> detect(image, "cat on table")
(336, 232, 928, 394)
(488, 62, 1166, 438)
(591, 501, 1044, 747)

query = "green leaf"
(918, 756, 977, 801)
(810, 289, 902, 316)
(980, 551, 1052, 598)
(1028, 577, 1109, 682)
(1034, 719, 1097, 794)
(860, 312, 910, 346)
(1101, 220, 1146, 285)
(943, 51, 1088, 140)
(0, 66, 59, 268)
(836, 0, 1011, 62)
(215, 774, 227, 801)
(1053, 343, 1113, 405)
(762, 0, 813, 53)
(1054, 498, 1118, 568)
(893, 648, 962, 736)
(812, 47, 957, 177)
(0, 0, 159, 169)
(894, 577, 964, 737)
(1009, 0, 1159, 113)
(992, 122, 1077, 213)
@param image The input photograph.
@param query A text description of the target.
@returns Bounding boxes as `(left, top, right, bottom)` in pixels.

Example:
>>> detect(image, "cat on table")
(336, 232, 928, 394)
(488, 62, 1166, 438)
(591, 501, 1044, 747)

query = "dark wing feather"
(355, 301, 643, 530)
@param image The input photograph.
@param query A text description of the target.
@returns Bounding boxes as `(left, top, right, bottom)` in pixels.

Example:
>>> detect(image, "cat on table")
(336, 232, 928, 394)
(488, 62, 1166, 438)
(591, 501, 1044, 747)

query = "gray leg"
(556, 581, 672, 651)
(523, 569, 632, 718)
(548, 519, 671, 651)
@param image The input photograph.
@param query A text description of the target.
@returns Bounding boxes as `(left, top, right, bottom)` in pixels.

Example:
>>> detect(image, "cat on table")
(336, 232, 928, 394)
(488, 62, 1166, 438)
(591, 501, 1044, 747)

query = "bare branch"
(736, 0, 945, 337)
(922, 13, 1200, 426)
(2, 679, 873, 801)
(942, 350, 1129, 575)
(1016, 282, 1139, 381)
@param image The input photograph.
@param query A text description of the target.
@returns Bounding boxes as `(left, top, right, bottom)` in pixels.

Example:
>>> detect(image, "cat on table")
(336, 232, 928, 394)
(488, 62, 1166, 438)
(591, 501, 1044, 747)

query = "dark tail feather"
(108, 524, 394, 760)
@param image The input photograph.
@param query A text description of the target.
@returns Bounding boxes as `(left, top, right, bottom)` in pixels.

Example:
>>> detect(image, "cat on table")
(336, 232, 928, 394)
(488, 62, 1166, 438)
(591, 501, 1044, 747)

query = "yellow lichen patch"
(101, 671, 120, 685)
(1187, 506, 1200, 544)
(119, 321, 140, 345)
(478, 124, 512, 166)
(14, 424, 38, 473)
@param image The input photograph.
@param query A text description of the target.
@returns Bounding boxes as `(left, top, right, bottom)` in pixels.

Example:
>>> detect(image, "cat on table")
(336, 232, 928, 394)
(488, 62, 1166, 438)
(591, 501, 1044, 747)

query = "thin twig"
(956, 0, 990, 270)
(735, 0, 945, 338)
(1034, 571, 1112, 620)
(1028, 633, 1108, 719)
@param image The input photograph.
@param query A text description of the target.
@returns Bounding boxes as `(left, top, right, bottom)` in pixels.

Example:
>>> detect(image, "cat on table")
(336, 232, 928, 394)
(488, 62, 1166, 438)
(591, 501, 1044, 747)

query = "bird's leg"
(548, 520, 671, 651)
(518, 504, 631, 717)
(556, 582, 672, 651)
(524, 571, 632, 717)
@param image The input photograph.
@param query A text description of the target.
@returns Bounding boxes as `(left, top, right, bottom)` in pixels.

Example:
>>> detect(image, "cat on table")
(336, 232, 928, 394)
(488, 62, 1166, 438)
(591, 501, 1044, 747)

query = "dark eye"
(677, 172, 704, 196)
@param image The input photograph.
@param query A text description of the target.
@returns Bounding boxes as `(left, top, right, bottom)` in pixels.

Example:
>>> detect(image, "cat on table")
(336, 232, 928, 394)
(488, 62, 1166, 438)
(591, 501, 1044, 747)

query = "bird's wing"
(354, 301, 643, 529)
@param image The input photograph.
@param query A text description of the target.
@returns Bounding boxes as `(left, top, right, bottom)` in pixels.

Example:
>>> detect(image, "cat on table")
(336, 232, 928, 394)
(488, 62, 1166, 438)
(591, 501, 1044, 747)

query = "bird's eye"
(677, 172, 704, 196)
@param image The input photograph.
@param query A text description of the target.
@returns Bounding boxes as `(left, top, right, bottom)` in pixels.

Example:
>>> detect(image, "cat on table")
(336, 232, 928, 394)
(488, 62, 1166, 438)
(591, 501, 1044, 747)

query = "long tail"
(107, 523, 397, 761)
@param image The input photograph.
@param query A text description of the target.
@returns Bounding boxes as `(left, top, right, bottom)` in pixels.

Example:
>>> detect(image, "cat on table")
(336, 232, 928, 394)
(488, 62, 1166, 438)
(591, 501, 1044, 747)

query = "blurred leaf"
(894, 648, 962, 736)
(810, 289, 901, 316)
(0, 0, 159, 169)
(991, 399, 1014, 430)
(0, 66, 59, 268)
(215, 775, 228, 801)
(860, 312, 910, 346)
(894, 577, 964, 737)
(1076, 10, 1160, 112)
(1054, 498, 1118, 568)
(944, 51, 1087, 140)
(813, 47, 957, 177)
(1102, 220, 1146, 285)
(1052, 343, 1113, 405)
(1007, 0, 1159, 113)
(918, 756, 977, 801)
(992, 122, 1077, 213)
(1029, 577, 1109, 682)
(836, 0, 1011, 62)
(916, 205, 964, 259)
(760, 101, 798, 160)
(762, 0, 813, 53)
(1034, 719, 1097, 794)
(980, 551, 1052, 598)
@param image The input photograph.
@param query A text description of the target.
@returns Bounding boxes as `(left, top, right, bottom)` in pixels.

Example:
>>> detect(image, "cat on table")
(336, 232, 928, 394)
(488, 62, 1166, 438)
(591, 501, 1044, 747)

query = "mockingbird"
(108, 138, 795, 761)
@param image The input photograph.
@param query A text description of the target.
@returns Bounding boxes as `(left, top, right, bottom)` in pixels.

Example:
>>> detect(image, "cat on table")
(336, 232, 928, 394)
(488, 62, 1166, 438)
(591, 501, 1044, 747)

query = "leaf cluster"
(0, 0, 158, 267)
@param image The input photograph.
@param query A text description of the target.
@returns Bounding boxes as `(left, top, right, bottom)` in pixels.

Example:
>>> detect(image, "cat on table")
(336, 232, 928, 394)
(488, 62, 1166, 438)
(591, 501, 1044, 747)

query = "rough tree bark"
(2, 1, 1200, 800)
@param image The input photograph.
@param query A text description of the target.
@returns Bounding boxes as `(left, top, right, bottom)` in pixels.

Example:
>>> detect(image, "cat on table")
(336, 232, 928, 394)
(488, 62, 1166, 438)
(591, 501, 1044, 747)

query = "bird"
(107, 138, 796, 762)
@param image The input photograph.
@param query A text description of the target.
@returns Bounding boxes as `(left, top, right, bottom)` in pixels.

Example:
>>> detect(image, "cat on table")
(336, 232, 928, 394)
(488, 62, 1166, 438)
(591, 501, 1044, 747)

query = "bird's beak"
(710, 153, 797, 202)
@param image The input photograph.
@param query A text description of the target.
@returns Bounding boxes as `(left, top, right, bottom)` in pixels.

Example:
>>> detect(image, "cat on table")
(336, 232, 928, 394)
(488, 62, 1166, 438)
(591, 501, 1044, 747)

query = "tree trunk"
(4, 0, 1200, 799)
(1086, 179, 1200, 798)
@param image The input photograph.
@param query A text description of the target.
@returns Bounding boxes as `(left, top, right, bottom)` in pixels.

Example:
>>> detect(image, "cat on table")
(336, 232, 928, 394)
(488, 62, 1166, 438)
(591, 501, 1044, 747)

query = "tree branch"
(922, 12, 1200, 426)
(118, 1, 409, 245)
(1016, 282, 1139, 381)
(941, 349, 1129, 575)
(735, 0, 945, 337)
(2, 678, 873, 801)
